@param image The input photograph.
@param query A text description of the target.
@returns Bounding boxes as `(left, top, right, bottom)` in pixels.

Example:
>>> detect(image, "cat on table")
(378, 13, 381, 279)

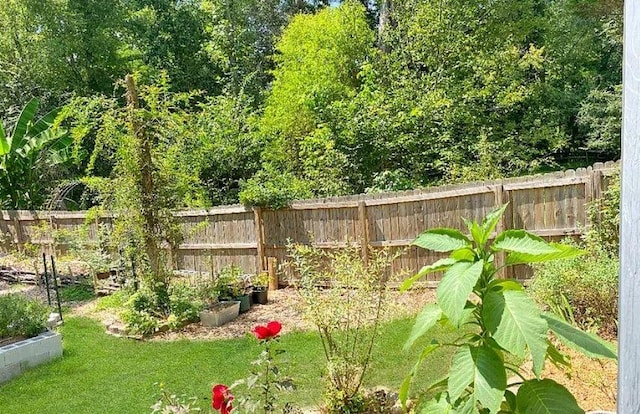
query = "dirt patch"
(540, 344, 617, 412)
(152, 288, 437, 341)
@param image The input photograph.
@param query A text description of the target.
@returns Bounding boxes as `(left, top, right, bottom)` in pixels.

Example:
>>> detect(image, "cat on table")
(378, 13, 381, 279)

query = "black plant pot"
(236, 294, 251, 313)
(252, 287, 268, 305)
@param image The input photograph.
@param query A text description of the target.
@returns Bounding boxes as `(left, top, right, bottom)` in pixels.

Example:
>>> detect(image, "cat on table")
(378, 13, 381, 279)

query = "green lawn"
(0, 317, 458, 413)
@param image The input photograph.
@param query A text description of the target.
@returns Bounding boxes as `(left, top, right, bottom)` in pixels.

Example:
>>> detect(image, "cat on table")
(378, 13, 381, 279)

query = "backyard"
(0, 0, 627, 412)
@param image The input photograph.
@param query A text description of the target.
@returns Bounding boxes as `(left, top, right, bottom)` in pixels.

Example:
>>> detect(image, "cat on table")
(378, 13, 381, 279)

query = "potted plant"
(216, 265, 251, 313)
(252, 272, 269, 305)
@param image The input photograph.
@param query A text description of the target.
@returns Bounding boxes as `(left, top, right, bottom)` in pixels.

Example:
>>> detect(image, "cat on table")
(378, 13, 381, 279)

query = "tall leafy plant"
(0, 98, 71, 209)
(400, 204, 617, 413)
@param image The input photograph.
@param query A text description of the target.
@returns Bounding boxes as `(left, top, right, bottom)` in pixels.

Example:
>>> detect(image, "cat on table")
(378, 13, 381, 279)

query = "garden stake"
(50, 255, 64, 322)
(131, 254, 138, 291)
(42, 253, 52, 306)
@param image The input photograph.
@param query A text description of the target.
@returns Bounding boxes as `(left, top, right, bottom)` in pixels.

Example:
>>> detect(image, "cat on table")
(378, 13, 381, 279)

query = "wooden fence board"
(0, 161, 619, 280)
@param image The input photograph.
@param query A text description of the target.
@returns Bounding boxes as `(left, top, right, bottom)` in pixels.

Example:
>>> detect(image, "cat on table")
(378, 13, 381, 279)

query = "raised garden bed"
(0, 330, 62, 384)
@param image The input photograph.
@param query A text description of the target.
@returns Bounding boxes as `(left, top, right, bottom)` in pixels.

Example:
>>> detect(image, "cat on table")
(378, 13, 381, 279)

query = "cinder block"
(0, 331, 63, 384)
(0, 362, 22, 384)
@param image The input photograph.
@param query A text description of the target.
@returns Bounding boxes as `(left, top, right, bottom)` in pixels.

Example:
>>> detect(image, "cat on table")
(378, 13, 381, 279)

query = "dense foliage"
(0, 294, 49, 339)
(0, 0, 622, 209)
(531, 171, 621, 337)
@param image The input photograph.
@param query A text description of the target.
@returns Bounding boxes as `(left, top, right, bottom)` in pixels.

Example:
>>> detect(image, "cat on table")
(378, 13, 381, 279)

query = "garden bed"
(0, 330, 62, 384)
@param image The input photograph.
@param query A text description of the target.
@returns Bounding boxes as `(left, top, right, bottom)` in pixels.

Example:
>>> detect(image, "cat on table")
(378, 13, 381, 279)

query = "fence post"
(358, 201, 369, 267)
(619, 1, 640, 408)
(254, 207, 265, 273)
(12, 216, 23, 253)
(267, 257, 278, 290)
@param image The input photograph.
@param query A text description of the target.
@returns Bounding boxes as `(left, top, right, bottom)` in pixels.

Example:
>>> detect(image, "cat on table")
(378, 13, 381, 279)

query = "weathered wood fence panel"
(0, 161, 619, 281)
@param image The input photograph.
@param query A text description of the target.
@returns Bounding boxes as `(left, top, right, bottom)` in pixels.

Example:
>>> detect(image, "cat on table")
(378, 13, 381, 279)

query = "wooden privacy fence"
(0, 161, 618, 282)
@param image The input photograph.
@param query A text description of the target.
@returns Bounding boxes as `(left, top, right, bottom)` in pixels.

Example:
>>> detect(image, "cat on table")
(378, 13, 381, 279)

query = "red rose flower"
(252, 320, 282, 340)
(212, 384, 234, 414)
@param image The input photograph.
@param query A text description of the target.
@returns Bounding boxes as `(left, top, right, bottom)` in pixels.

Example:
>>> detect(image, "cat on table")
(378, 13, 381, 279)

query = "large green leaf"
(506, 243, 584, 265)
(413, 228, 471, 252)
(516, 379, 584, 414)
(463, 217, 484, 247)
(399, 343, 440, 408)
(10, 98, 39, 152)
(437, 261, 483, 326)
(542, 313, 617, 360)
(28, 107, 62, 139)
(420, 394, 454, 414)
(400, 258, 457, 291)
(492, 230, 557, 255)
(0, 121, 8, 156)
(404, 304, 442, 350)
(481, 204, 508, 242)
(448, 345, 506, 413)
(483, 289, 548, 376)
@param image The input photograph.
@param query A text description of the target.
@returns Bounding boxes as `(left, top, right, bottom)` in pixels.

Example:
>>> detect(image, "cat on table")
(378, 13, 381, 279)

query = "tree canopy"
(0, 0, 622, 209)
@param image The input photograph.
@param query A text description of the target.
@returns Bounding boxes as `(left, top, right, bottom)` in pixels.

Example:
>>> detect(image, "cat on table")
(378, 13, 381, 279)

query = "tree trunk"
(378, 0, 392, 53)
(125, 74, 163, 282)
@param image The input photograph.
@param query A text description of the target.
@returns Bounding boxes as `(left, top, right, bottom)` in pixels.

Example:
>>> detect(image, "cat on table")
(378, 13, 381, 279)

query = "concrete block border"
(0, 330, 62, 384)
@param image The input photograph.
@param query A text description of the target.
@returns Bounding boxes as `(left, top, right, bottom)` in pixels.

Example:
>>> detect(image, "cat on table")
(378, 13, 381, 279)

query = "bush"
(289, 244, 397, 413)
(532, 172, 620, 338)
(0, 294, 50, 340)
(239, 167, 312, 209)
(531, 243, 618, 337)
(585, 171, 620, 257)
(121, 282, 204, 335)
(168, 282, 204, 326)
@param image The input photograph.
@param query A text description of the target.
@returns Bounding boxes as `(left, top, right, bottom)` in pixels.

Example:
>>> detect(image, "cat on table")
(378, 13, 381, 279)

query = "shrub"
(531, 171, 620, 337)
(121, 282, 204, 335)
(289, 244, 397, 413)
(585, 170, 620, 257)
(215, 265, 246, 299)
(168, 282, 204, 326)
(121, 308, 159, 336)
(531, 243, 618, 337)
(0, 294, 49, 339)
(239, 167, 312, 209)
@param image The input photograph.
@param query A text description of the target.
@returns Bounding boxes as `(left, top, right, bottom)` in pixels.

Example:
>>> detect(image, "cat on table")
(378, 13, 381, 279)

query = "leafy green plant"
(121, 281, 205, 335)
(216, 265, 246, 298)
(0, 294, 50, 339)
(168, 282, 205, 328)
(585, 170, 620, 257)
(289, 244, 398, 414)
(531, 245, 619, 339)
(253, 272, 270, 289)
(0, 98, 72, 209)
(400, 204, 617, 413)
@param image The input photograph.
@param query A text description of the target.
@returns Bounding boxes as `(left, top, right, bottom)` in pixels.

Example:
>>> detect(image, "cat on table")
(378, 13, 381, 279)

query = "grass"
(59, 284, 96, 302)
(0, 317, 458, 413)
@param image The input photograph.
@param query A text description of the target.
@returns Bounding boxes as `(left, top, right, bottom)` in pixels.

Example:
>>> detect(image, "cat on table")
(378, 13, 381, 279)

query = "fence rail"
(0, 161, 619, 282)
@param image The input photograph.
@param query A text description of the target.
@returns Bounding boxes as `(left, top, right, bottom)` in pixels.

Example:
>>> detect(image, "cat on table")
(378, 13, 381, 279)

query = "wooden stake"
(267, 257, 278, 291)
